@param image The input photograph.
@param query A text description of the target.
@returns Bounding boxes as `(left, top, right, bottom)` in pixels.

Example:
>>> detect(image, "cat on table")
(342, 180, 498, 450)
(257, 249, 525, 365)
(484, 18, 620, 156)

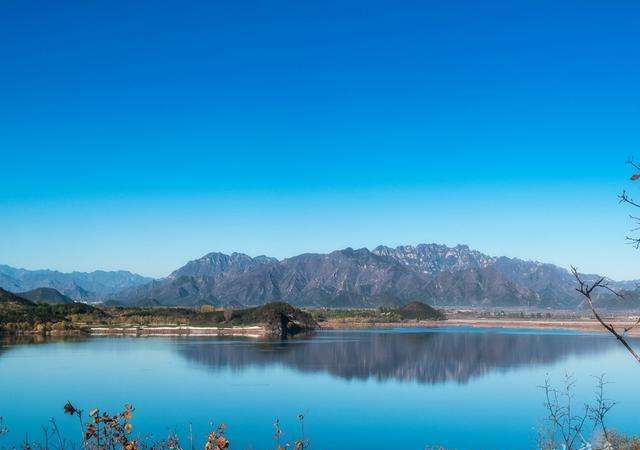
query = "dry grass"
(0, 403, 308, 450)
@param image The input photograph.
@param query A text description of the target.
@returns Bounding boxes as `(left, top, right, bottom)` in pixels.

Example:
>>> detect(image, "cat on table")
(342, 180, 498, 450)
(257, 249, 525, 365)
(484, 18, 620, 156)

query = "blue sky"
(1, 0, 639, 278)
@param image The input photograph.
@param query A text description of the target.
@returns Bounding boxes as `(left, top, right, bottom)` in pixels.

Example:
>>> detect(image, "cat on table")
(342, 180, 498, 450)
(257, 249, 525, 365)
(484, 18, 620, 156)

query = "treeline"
(311, 301, 446, 323)
(0, 300, 317, 336)
(0, 302, 99, 333)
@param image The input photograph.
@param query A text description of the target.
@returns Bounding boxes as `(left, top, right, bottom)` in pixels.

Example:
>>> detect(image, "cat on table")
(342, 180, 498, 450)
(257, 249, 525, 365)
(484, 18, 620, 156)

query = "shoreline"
(319, 317, 640, 336)
(4, 318, 640, 339)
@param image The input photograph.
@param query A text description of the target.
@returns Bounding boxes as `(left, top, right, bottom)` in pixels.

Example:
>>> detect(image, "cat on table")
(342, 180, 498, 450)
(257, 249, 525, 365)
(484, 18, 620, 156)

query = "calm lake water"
(1, 327, 640, 450)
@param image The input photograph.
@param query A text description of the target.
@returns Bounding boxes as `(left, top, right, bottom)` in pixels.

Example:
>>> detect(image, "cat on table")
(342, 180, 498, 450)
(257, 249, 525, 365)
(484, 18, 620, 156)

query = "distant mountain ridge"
(4, 244, 637, 308)
(112, 244, 640, 309)
(0, 265, 152, 300)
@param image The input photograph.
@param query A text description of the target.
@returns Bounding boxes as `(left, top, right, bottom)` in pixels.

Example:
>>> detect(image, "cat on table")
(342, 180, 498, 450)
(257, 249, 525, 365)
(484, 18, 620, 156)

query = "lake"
(1, 327, 639, 450)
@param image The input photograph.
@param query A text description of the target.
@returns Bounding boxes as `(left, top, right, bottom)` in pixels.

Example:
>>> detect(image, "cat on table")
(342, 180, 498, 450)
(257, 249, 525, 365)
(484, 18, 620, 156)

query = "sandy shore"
(320, 317, 640, 336)
(442, 318, 640, 336)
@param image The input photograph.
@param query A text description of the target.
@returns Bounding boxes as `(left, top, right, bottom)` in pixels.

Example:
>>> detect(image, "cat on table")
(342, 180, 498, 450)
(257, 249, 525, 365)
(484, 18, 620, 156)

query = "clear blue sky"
(1, 0, 639, 279)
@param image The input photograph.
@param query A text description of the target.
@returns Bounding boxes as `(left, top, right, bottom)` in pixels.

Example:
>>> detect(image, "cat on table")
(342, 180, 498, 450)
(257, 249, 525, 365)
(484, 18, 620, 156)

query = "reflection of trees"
(177, 330, 616, 384)
(0, 331, 618, 385)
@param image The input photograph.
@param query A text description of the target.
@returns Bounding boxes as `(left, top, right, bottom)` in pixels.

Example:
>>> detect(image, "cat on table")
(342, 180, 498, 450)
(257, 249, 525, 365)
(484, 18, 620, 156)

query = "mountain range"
(2, 244, 638, 309)
(110, 244, 640, 309)
(0, 265, 152, 300)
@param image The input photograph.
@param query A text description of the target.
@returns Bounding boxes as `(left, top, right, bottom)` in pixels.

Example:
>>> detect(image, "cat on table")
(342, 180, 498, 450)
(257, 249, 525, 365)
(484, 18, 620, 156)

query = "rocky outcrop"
(372, 244, 495, 274)
(226, 302, 318, 338)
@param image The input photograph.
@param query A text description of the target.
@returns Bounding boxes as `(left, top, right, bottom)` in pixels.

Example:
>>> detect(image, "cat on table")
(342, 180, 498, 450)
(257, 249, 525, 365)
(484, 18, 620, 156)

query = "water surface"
(1, 327, 639, 450)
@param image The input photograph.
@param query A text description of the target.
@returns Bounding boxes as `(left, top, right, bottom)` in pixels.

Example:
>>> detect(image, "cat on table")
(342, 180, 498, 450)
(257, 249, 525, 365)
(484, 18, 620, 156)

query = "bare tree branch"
(571, 266, 640, 364)
(619, 190, 640, 209)
(538, 373, 614, 450)
(627, 156, 640, 172)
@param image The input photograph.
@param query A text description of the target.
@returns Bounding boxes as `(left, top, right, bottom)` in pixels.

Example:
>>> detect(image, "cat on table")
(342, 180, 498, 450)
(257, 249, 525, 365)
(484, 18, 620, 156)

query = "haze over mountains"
(0, 265, 152, 300)
(2, 244, 638, 309)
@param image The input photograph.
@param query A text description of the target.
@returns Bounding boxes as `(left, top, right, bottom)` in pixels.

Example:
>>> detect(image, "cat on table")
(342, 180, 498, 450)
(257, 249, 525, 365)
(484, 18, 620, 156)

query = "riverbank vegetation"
(310, 301, 446, 326)
(1, 286, 451, 336)
(0, 289, 316, 337)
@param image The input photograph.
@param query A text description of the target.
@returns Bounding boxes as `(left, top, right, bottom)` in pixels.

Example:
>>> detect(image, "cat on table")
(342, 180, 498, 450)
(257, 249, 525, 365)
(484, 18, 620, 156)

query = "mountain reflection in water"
(177, 328, 616, 384)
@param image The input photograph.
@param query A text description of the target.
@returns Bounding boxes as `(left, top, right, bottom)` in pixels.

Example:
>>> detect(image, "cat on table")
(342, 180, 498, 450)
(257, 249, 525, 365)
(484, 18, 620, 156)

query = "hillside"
(0, 287, 101, 330)
(115, 248, 441, 308)
(18, 287, 74, 304)
(398, 301, 447, 321)
(0, 287, 35, 308)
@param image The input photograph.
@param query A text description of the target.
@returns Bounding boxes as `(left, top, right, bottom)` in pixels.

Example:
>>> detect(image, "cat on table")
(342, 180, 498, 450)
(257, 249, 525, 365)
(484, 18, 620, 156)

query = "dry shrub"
(53, 403, 306, 450)
(595, 431, 640, 450)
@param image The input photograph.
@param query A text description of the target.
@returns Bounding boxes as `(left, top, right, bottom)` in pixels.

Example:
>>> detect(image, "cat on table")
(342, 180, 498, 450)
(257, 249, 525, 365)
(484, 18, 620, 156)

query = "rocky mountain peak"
(372, 243, 495, 275)
(169, 251, 277, 279)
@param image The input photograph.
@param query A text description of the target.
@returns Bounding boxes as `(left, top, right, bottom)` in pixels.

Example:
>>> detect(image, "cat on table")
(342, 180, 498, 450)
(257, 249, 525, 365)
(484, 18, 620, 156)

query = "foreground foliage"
(538, 374, 639, 450)
(0, 403, 308, 450)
